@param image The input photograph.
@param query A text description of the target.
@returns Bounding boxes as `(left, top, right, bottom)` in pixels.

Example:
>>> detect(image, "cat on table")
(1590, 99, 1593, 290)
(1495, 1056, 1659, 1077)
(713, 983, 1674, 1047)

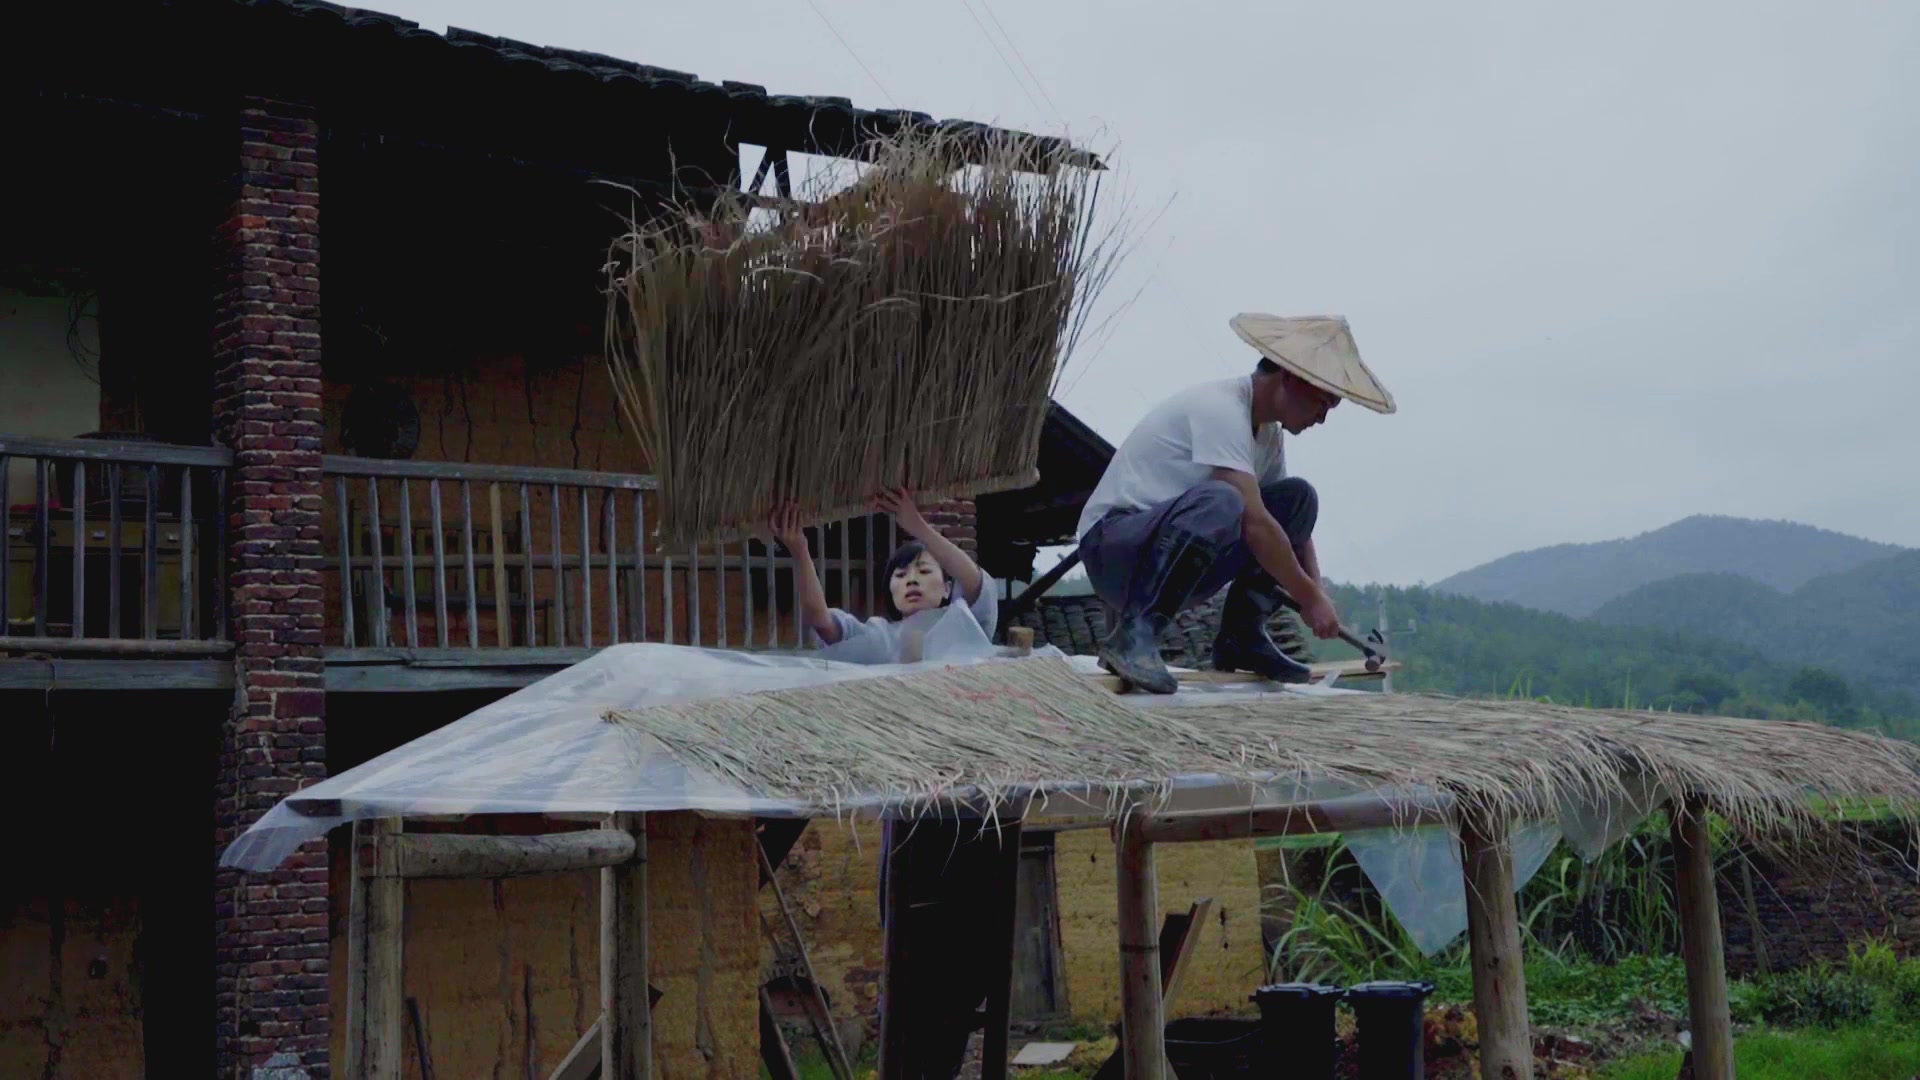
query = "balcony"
(318, 456, 888, 690)
(0, 435, 890, 692)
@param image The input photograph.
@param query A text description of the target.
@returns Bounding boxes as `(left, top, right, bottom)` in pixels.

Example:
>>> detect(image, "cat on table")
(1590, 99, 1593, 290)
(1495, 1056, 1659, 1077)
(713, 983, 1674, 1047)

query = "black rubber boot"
(1097, 537, 1216, 695)
(1212, 575, 1313, 683)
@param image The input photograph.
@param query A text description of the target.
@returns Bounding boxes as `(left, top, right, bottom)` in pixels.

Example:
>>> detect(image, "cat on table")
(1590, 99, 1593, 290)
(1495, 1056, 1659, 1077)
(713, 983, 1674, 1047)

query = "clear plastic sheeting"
(220, 643, 1646, 956)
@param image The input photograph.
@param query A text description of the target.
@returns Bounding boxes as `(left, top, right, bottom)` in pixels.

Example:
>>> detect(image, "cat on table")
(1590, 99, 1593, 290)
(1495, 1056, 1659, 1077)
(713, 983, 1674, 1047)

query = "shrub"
(1892, 957, 1920, 1021)
(1755, 965, 1877, 1029)
(1846, 934, 1900, 987)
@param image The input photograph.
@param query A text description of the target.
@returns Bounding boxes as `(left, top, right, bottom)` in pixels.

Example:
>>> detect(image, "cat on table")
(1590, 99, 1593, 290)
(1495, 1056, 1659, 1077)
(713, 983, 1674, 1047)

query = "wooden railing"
(322, 456, 891, 653)
(0, 434, 231, 650)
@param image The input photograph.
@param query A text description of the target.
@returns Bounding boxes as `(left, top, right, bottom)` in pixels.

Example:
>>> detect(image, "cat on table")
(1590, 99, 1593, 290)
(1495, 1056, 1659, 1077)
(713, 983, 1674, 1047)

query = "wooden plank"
(759, 839, 854, 1080)
(491, 484, 511, 647)
(548, 1015, 604, 1080)
(391, 830, 637, 879)
(550, 485, 567, 647)
(430, 480, 450, 648)
(35, 459, 49, 636)
(0, 635, 233, 656)
(178, 466, 194, 638)
(1140, 793, 1455, 845)
(368, 478, 389, 648)
(602, 812, 652, 1080)
(401, 479, 419, 649)
(0, 457, 9, 628)
(1115, 813, 1165, 1080)
(759, 988, 800, 1080)
(70, 463, 84, 638)
(876, 822, 912, 1077)
(605, 492, 620, 645)
(521, 484, 537, 648)
(0, 434, 233, 468)
(1461, 812, 1529, 1080)
(322, 454, 656, 490)
(354, 818, 406, 1080)
(338, 475, 360, 649)
(142, 466, 158, 640)
(1092, 660, 1392, 694)
(579, 487, 593, 649)
(632, 492, 646, 642)
(1672, 796, 1733, 1080)
(0, 657, 234, 691)
(462, 482, 480, 649)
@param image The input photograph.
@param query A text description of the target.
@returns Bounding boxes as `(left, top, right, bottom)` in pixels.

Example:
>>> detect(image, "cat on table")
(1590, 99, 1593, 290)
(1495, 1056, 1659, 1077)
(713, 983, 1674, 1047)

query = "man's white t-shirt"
(1076, 375, 1286, 542)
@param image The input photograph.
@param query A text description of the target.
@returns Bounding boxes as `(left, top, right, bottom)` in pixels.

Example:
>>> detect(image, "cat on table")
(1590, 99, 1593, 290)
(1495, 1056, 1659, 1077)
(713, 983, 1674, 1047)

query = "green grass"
(1604, 1021, 1920, 1079)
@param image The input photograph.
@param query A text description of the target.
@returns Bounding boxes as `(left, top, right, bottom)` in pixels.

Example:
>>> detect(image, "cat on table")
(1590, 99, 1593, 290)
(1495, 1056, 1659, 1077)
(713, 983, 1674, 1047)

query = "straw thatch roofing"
(608, 655, 1920, 838)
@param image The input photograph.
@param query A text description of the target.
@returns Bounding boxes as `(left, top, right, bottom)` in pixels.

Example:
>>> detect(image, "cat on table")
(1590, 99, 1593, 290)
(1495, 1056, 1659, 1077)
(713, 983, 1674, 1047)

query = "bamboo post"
(1115, 809, 1165, 1080)
(1672, 796, 1734, 1080)
(349, 817, 406, 1080)
(602, 812, 652, 1079)
(979, 821, 1024, 1080)
(1460, 811, 1529, 1080)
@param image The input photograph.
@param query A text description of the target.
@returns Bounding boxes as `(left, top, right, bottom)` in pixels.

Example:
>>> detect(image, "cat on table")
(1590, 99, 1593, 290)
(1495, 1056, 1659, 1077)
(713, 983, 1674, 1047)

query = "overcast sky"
(382, 0, 1920, 585)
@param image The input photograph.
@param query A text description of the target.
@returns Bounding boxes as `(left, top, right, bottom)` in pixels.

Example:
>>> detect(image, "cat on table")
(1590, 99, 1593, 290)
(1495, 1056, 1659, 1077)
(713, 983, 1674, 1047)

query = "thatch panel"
(607, 656, 1920, 841)
(604, 130, 1120, 547)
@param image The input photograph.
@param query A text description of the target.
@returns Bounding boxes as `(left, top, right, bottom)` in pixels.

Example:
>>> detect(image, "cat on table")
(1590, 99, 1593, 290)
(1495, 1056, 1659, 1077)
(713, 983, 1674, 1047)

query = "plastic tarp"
(219, 643, 1659, 955)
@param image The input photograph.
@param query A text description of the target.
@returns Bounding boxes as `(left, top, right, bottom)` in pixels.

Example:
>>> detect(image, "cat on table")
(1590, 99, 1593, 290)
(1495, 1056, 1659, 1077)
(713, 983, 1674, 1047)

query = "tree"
(1787, 667, 1853, 712)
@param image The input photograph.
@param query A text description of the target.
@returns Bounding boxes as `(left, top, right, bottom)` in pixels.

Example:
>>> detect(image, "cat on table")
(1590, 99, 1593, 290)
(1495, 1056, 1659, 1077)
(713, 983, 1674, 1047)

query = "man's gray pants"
(1077, 477, 1318, 615)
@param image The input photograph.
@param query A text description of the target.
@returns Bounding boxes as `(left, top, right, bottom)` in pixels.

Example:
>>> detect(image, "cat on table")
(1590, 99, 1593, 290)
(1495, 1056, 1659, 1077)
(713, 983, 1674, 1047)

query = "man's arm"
(1209, 467, 1340, 637)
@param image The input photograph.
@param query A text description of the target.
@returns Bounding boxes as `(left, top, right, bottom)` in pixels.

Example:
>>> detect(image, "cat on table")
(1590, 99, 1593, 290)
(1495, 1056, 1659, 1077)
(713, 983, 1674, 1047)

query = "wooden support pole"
(876, 825, 913, 1078)
(548, 1015, 604, 1080)
(349, 817, 406, 1080)
(1460, 811, 1530, 1080)
(391, 830, 636, 879)
(1672, 796, 1734, 1080)
(602, 812, 652, 1080)
(1115, 811, 1165, 1080)
(979, 821, 1024, 1080)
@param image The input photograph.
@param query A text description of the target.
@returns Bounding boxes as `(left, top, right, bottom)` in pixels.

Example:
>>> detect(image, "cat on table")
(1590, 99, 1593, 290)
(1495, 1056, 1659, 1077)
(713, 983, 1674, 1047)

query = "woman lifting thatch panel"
(604, 129, 1118, 548)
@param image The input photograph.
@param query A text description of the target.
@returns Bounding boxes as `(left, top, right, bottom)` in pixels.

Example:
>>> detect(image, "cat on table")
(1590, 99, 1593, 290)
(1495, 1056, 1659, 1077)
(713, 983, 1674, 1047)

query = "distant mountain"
(1592, 550, 1920, 702)
(1323, 581, 1916, 739)
(1434, 515, 1905, 617)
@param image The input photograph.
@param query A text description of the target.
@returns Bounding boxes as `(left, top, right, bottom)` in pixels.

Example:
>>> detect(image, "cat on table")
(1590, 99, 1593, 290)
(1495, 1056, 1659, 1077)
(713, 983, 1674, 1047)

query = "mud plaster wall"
(327, 812, 759, 1079)
(1054, 830, 1266, 1021)
(0, 897, 144, 1079)
(768, 822, 1268, 1043)
(320, 356, 890, 649)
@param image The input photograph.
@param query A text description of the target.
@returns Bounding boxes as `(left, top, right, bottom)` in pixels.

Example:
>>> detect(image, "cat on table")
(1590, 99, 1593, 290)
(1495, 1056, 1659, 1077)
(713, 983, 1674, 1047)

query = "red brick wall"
(925, 498, 978, 559)
(211, 97, 331, 1077)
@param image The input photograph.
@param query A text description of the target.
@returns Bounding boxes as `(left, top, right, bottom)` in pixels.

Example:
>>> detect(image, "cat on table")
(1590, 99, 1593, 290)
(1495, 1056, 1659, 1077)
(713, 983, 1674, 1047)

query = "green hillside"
(1593, 550, 1920, 703)
(1432, 515, 1904, 617)
(1323, 582, 1918, 741)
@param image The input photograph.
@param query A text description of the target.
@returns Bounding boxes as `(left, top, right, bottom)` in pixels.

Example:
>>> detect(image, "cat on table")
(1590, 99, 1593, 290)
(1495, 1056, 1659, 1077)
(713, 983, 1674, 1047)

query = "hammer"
(1273, 591, 1388, 673)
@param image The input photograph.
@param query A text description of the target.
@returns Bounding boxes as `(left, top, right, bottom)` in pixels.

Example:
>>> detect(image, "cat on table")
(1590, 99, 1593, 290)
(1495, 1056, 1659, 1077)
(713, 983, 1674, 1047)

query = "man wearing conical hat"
(1075, 314, 1395, 693)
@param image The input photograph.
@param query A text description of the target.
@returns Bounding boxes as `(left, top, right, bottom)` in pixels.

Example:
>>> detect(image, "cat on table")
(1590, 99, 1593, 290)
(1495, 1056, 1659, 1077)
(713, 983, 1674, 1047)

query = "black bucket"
(1249, 982, 1345, 1079)
(1345, 980, 1435, 1080)
(1162, 1017, 1267, 1080)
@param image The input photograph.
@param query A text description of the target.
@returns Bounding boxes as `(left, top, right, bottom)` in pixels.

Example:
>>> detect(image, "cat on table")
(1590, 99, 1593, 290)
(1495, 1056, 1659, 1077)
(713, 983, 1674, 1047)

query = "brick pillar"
(211, 97, 329, 1077)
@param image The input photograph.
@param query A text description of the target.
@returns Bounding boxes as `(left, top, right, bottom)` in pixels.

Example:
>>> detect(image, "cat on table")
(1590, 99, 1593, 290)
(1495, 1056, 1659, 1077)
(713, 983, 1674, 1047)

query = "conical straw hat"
(1229, 313, 1396, 415)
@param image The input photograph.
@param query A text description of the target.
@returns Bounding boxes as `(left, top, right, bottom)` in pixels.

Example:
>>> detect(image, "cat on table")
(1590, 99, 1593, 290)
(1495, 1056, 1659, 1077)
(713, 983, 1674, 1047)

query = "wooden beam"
(1092, 660, 1392, 694)
(999, 549, 1081, 624)
(1672, 796, 1733, 1080)
(549, 1015, 604, 1080)
(1139, 793, 1456, 845)
(602, 813, 652, 1080)
(876, 825, 913, 1077)
(759, 987, 800, 1080)
(0, 635, 234, 657)
(0, 658, 234, 691)
(1460, 812, 1529, 1080)
(390, 830, 636, 879)
(350, 818, 406, 1080)
(1114, 813, 1165, 1080)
